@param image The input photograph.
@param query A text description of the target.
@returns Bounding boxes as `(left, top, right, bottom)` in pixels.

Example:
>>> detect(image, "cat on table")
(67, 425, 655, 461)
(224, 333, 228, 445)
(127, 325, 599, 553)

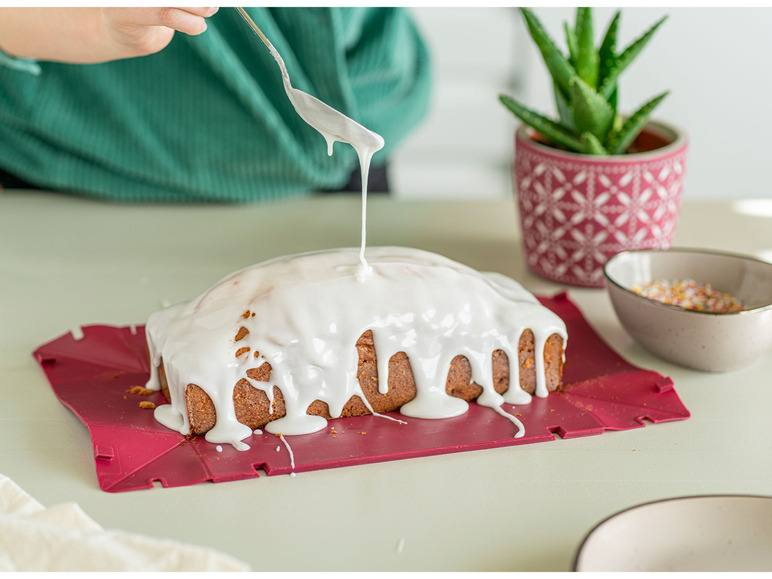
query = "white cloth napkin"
(0, 473, 250, 571)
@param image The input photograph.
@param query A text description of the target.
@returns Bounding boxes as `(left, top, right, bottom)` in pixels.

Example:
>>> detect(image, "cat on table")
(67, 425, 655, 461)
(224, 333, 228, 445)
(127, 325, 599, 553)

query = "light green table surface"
(1, 190, 770, 571)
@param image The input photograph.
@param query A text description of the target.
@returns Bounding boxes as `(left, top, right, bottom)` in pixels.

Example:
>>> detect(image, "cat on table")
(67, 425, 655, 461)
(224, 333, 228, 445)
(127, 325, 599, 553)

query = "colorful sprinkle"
(632, 279, 744, 312)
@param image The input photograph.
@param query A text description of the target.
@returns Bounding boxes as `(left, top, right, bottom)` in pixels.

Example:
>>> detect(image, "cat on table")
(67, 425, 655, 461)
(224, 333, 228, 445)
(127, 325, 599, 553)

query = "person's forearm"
(0, 8, 121, 63)
(0, 7, 215, 64)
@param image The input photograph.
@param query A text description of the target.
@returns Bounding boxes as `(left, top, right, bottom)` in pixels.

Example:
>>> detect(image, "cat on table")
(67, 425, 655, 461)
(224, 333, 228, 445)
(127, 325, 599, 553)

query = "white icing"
(145, 246, 567, 449)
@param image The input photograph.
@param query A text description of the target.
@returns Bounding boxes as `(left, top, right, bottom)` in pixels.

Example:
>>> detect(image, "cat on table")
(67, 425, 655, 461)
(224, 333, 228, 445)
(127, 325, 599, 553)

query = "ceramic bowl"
(603, 248, 772, 372)
(574, 495, 772, 571)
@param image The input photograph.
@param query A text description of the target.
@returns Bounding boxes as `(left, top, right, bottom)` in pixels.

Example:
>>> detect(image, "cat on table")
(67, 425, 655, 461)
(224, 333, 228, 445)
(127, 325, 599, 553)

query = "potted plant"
(500, 7, 688, 288)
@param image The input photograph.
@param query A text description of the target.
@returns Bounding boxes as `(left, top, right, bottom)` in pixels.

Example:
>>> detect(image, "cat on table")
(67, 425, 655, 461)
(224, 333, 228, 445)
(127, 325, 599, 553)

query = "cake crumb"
(235, 346, 250, 358)
(127, 386, 155, 396)
(234, 326, 250, 341)
(139, 401, 156, 410)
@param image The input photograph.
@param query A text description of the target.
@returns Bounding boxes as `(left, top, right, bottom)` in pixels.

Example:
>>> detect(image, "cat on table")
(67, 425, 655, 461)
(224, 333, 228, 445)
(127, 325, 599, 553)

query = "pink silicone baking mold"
(33, 292, 690, 492)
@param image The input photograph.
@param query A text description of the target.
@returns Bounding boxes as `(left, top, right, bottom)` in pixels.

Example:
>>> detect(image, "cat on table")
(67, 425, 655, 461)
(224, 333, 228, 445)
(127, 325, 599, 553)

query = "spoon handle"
(234, 7, 289, 81)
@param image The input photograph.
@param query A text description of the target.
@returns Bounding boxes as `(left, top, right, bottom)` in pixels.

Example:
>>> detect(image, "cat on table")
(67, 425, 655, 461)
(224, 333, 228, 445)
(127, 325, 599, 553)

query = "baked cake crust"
(157, 328, 565, 435)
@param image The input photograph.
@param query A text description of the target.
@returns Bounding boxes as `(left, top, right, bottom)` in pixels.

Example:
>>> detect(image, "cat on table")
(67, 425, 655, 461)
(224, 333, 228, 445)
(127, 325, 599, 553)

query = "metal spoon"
(233, 7, 384, 156)
(235, 7, 290, 82)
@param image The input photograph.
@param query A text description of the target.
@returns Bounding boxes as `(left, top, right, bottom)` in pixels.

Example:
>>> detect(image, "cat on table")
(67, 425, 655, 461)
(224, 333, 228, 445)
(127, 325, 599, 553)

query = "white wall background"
(391, 7, 772, 202)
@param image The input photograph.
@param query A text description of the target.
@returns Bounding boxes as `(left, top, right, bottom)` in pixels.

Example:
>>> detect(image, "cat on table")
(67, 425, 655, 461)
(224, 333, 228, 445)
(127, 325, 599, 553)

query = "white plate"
(574, 495, 772, 572)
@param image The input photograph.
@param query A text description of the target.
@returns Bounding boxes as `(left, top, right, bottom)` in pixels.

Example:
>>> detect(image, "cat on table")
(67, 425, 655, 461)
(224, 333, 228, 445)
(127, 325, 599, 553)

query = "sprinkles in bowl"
(632, 279, 744, 313)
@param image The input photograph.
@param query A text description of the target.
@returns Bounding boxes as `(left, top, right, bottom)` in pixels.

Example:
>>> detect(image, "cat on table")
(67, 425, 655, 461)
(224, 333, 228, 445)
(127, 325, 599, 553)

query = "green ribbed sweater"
(0, 7, 431, 202)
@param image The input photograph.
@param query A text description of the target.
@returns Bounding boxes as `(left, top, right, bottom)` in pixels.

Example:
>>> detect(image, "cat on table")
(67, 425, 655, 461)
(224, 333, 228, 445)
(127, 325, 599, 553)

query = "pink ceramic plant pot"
(513, 120, 688, 288)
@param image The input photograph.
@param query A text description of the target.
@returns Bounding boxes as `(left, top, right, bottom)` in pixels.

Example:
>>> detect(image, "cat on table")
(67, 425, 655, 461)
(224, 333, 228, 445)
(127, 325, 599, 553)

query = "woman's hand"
(0, 7, 219, 64)
(100, 7, 218, 59)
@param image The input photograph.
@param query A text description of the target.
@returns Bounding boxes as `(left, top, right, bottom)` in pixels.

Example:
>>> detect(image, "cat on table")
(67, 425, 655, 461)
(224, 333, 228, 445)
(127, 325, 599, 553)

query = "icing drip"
(282, 81, 382, 281)
(145, 246, 567, 449)
(264, 33, 383, 280)
(278, 434, 295, 470)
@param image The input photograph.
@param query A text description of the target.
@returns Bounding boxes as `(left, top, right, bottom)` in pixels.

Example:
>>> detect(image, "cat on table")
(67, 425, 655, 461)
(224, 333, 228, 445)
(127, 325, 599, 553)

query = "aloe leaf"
(554, 81, 575, 131)
(568, 76, 614, 139)
(499, 93, 584, 152)
(574, 7, 599, 88)
(564, 21, 578, 65)
(597, 11, 620, 90)
(608, 86, 619, 118)
(580, 132, 608, 155)
(598, 15, 668, 101)
(520, 8, 577, 101)
(605, 91, 669, 154)
(612, 110, 623, 132)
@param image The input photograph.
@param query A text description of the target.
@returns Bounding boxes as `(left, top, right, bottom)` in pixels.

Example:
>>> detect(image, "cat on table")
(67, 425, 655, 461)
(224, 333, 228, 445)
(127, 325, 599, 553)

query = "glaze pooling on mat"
(145, 246, 567, 450)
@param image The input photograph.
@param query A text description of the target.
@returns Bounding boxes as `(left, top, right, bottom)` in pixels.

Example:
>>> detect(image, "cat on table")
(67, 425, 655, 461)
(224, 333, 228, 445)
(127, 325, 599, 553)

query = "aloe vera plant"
(500, 7, 669, 156)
